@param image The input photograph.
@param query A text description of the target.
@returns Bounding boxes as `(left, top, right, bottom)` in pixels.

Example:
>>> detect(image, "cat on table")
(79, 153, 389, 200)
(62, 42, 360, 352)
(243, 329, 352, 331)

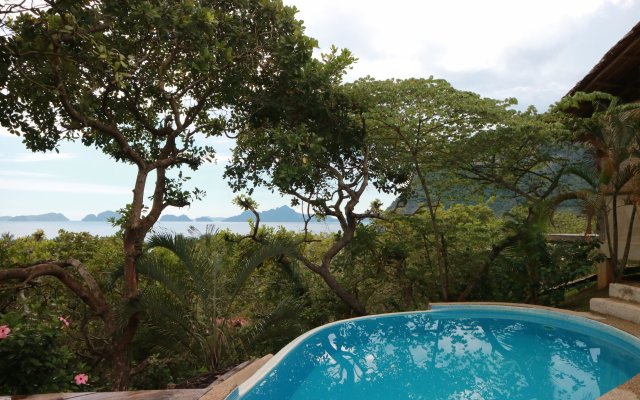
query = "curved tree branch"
(0, 259, 114, 330)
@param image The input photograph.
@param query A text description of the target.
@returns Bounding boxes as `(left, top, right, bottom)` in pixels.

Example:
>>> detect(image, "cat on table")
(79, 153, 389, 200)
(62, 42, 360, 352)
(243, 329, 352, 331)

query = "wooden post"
(597, 258, 615, 289)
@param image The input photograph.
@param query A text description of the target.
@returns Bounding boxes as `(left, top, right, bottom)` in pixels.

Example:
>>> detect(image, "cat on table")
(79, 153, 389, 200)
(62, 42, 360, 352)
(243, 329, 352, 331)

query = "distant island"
(194, 216, 226, 222)
(159, 214, 192, 222)
(0, 212, 69, 222)
(82, 211, 121, 222)
(223, 205, 331, 223)
(0, 206, 336, 223)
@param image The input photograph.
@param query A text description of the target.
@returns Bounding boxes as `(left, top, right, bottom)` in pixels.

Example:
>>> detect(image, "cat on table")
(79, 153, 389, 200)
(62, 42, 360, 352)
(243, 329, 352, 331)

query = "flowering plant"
(58, 316, 70, 328)
(0, 313, 83, 394)
(74, 373, 89, 385)
(0, 325, 10, 340)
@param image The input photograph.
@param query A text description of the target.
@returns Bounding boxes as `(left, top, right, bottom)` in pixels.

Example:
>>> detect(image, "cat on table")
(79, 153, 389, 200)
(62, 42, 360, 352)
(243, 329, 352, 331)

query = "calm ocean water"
(0, 221, 341, 238)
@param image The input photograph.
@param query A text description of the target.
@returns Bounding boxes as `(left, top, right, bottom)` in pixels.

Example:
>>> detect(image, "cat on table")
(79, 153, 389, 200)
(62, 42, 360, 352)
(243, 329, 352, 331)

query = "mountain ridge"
(0, 206, 336, 222)
(82, 211, 121, 222)
(223, 205, 331, 223)
(2, 212, 70, 222)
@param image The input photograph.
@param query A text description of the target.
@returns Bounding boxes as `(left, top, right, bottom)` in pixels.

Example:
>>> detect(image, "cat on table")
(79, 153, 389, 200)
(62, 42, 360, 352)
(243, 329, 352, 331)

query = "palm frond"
(240, 295, 304, 345)
(564, 164, 599, 189)
(613, 162, 640, 191)
(230, 238, 299, 299)
(147, 232, 200, 274)
(136, 254, 192, 305)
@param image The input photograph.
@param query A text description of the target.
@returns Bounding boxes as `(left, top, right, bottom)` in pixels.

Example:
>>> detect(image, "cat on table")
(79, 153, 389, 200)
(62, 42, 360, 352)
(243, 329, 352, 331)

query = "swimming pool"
(228, 305, 640, 400)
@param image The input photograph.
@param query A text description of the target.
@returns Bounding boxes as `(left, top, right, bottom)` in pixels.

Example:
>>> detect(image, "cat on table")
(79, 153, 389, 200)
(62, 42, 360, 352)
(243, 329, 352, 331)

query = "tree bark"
(111, 166, 168, 388)
(457, 233, 520, 301)
(618, 204, 637, 281)
(316, 267, 367, 316)
(108, 313, 141, 390)
(413, 158, 449, 300)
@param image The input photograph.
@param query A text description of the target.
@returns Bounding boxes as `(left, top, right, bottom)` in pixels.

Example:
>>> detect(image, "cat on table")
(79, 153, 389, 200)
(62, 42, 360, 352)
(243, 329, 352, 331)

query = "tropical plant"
(225, 48, 396, 316)
(0, 0, 315, 387)
(557, 92, 640, 280)
(352, 77, 516, 300)
(135, 229, 303, 372)
(0, 311, 88, 394)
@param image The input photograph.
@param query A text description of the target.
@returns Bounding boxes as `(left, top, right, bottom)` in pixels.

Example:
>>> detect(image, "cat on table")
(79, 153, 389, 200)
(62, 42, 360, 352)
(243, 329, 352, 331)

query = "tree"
(225, 50, 405, 316)
(0, 0, 314, 389)
(446, 106, 604, 301)
(354, 77, 516, 300)
(136, 230, 301, 373)
(557, 92, 640, 281)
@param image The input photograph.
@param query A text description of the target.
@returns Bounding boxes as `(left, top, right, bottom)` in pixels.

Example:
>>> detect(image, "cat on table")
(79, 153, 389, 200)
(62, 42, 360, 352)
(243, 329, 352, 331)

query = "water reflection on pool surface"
(236, 306, 640, 400)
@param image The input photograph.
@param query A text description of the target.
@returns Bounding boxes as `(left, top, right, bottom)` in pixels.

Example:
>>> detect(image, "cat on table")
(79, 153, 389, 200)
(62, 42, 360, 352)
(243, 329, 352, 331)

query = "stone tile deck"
(11, 389, 206, 400)
(9, 356, 272, 400)
(199, 355, 272, 400)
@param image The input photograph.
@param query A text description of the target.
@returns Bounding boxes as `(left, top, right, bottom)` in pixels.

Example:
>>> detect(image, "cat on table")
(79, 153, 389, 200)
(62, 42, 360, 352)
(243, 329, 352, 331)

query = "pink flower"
(74, 373, 89, 385)
(59, 316, 70, 327)
(0, 325, 10, 340)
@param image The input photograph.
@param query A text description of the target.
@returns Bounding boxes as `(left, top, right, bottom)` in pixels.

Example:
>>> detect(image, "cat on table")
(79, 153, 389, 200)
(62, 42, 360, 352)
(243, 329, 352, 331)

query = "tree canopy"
(0, 0, 317, 389)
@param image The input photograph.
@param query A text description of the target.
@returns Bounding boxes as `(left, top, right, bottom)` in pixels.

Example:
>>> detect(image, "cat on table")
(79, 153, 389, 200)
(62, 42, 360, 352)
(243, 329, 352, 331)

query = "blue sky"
(1, 0, 639, 220)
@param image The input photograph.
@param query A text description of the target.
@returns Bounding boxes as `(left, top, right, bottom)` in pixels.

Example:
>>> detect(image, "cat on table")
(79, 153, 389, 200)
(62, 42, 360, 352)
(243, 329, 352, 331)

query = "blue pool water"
(231, 306, 640, 400)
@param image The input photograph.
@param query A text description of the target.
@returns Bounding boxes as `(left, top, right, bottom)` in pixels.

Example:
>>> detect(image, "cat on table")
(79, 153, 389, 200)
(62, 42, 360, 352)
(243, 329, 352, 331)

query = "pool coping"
(227, 302, 640, 400)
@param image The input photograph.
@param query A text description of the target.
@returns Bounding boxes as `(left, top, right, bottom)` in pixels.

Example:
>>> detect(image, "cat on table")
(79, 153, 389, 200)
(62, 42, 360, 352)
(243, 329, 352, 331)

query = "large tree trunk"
(108, 314, 141, 390)
(457, 234, 520, 301)
(107, 167, 165, 389)
(109, 346, 132, 390)
(122, 228, 146, 301)
(413, 159, 449, 300)
(317, 268, 367, 316)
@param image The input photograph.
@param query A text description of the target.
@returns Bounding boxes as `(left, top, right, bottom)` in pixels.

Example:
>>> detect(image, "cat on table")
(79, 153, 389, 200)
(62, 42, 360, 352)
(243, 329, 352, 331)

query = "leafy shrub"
(0, 312, 87, 395)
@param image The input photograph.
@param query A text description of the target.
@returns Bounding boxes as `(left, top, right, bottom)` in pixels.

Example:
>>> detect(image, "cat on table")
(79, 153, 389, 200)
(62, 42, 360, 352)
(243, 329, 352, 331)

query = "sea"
(0, 221, 341, 238)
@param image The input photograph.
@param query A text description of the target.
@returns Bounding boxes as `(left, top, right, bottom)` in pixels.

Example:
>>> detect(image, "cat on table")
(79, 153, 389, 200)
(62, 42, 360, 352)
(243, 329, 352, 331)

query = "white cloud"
(1, 152, 76, 163)
(210, 137, 236, 145)
(214, 153, 233, 164)
(0, 170, 55, 178)
(0, 178, 130, 195)
(285, 0, 640, 109)
(290, 0, 624, 69)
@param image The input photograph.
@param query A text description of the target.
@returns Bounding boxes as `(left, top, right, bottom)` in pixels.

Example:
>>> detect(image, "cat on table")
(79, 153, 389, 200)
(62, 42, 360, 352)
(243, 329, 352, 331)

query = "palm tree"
(562, 93, 640, 281)
(135, 228, 301, 372)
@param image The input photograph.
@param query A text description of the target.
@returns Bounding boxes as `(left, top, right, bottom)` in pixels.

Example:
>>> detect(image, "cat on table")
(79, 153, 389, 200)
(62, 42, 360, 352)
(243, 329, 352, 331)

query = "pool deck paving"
(6, 356, 272, 400)
(9, 303, 640, 400)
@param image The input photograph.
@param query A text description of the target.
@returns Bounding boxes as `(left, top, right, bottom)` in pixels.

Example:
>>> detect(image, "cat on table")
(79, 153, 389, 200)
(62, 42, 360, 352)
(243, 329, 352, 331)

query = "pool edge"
(228, 303, 640, 400)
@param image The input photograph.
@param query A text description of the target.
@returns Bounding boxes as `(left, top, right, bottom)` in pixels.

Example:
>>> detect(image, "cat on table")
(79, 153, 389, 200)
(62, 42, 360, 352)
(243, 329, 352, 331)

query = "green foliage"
(129, 353, 195, 390)
(486, 237, 599, 306)
(1, 0, 314, 156)
(225, 46, 366, 198)
(331, 204, 504, 312)
(547, 212, 589, 234)
(136, 230, 303, 372)
(0, 312, 87, 395)
(0, 231, 123, 391)
(356, 77, 517, 192)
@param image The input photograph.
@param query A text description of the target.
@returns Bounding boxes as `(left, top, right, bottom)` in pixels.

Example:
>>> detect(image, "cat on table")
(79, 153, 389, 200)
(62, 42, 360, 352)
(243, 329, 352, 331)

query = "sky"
(1, 0, 639, 220)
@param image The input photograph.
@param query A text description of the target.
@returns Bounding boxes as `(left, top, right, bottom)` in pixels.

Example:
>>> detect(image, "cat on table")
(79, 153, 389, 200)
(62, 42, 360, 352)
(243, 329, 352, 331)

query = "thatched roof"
(568, 21, 640, 101)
